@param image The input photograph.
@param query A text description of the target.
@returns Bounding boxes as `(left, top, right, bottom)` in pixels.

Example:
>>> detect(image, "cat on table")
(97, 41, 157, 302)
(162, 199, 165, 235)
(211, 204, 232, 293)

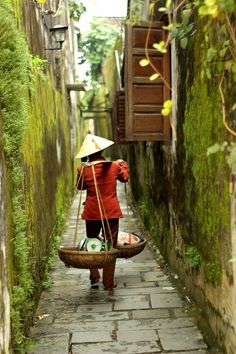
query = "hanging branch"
(219, 72, 236, 137)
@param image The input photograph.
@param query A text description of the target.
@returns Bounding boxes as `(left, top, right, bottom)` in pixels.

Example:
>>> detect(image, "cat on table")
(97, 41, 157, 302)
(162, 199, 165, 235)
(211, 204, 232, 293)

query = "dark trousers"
(85, 219, 119, 289)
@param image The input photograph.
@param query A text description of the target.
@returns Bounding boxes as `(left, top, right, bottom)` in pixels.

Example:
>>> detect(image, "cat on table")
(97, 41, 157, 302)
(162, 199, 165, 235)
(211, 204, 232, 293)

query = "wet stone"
(117, 317, 194, 331)
(55, 310, 129, 323)
(158, 327, 208, 351)
(28, 182, 209, 354)
(150, 293, 183, 308)
(131, 308, 171, 319)
(76, 303, 113, 312)
(29, 334, 69, 354)
(72, 341, 161, 354)
(113, 295, 150, 310)
(72, 330, 113, 343)
(117, 329, 159, 342)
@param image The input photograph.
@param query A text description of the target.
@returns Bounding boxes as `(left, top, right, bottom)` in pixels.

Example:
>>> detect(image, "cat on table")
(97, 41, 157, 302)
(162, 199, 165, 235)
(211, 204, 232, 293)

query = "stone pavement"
(29, 182, 209, 354)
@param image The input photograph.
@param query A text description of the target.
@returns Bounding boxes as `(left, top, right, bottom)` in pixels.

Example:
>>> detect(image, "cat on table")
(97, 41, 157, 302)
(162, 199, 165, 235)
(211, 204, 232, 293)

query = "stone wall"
(0, 113, 10, 354)
(0, 0, 78, 352)
(121, 11, 236, 354)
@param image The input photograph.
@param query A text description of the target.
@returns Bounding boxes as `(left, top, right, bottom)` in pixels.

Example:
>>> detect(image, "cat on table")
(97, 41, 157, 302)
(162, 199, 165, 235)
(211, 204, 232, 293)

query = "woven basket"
(117, 237, 146, 258)
(58, 247, 118, 269)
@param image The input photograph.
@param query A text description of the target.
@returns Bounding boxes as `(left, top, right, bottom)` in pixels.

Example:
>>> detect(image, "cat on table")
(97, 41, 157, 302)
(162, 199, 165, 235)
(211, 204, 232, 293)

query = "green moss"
(183, 24, 231, 282)
(0, 2, 73, 352)
(186, 246, 201, 268)
(205, 262, 222, 284)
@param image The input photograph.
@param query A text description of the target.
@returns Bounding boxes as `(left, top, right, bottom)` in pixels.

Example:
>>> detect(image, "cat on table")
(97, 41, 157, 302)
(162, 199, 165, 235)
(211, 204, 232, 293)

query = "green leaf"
(162, 24, 173, 31)
(206, 47, 217, 62)
(207, 143, 220, 156)
(219, 47, 228, 58)
(219, 0, 235, 14)
(170, 27, 179, 39)
(180, 37, 188, 49)
(205, 0, 216, 6)
(149, 73, 160, 80)
(163, 100, 172, 109)
(231, 62, 236, 74)
(206, 67, 212, 79)
(232, 103, 236, 111)
(229, 257, 236, 263)
(153, 41, 167, 53)
(161, 108, 170, 116)
(165, 0, 172, 9)
(159, 7, 167, 12)
(139, 59, 150, 67)
(182, 11, 190, 26)
(198, 5, 209, 16)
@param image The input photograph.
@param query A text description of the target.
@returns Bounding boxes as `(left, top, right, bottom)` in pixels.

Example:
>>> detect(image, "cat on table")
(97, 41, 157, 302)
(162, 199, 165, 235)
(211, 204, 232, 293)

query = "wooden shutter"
(112, 90, 126, 143)
(125, 22, 171, 141)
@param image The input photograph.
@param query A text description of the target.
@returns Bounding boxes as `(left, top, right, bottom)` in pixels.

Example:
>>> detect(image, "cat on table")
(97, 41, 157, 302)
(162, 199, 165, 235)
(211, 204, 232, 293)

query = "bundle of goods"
(117, 231, 146, 258)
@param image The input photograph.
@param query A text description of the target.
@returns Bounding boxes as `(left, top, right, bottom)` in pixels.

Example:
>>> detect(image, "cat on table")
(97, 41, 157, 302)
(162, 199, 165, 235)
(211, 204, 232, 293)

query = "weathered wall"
(0, 0, 77, 352)
(0, 112, 10, 354)
(123, 13, 236, 354)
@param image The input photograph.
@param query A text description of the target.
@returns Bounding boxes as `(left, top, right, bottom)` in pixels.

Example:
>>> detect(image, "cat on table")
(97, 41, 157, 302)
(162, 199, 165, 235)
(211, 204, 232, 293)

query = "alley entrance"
(29, 182, 208, 354)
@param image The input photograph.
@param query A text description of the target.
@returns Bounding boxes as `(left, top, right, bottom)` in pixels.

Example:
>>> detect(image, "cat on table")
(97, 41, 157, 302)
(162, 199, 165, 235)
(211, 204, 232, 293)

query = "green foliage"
(69, 0, 86, 21)
(54, 0, 86, 22)
(207, 142, 236, 174)
(139, 200, 150, 219)
(0, 2, 72, 352)
(0, 2, 33, 352)
(205, 262, 222, 283)
(79, 17, 120, 81)
(186, 246, 201, 268)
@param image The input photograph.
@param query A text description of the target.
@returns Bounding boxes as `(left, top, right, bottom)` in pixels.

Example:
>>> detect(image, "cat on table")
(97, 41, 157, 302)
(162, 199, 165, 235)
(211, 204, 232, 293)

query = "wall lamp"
(45, 25, 69, 51)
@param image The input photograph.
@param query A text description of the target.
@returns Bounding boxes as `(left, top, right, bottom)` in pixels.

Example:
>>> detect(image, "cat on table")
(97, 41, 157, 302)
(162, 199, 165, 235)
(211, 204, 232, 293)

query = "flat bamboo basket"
(117, 237, 146, 258)
(58, 247, 118, 269)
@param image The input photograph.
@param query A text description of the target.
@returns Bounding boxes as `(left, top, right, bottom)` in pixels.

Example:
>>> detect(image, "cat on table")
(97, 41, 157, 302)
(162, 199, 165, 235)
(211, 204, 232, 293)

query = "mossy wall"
(124, 16, 235, 354)
(0, 1, 73, 352)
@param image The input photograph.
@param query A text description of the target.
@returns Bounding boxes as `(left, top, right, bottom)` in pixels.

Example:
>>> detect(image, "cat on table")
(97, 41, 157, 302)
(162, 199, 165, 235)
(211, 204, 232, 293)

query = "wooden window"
(125, 22, 171, 141)
(112, 90, 126, 143)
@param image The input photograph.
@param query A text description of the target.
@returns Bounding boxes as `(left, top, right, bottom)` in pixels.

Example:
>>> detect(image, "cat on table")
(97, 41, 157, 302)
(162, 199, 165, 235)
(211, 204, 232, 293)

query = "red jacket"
(77, 156, 128, 220)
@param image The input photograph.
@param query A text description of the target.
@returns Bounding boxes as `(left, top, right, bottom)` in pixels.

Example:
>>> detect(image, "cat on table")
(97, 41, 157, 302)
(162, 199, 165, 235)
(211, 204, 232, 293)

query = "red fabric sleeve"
(117, 161, 128, 182)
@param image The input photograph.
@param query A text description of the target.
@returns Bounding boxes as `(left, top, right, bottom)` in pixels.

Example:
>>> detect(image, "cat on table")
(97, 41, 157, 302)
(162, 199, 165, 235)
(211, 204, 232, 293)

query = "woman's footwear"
(104, 282, 117, 291)
(90, 278, 100, 289)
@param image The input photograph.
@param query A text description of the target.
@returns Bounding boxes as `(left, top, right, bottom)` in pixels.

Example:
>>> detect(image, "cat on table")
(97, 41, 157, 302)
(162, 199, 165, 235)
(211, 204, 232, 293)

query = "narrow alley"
(29, 182, 209, 354)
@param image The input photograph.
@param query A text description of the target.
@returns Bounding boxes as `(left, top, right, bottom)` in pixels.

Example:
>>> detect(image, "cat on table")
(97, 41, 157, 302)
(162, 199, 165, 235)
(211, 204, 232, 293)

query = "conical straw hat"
(75, 134, 114, 159)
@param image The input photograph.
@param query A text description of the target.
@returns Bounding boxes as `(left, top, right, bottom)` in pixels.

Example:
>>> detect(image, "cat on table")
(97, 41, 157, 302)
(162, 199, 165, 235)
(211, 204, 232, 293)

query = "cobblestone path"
(29, 182, 209, 354)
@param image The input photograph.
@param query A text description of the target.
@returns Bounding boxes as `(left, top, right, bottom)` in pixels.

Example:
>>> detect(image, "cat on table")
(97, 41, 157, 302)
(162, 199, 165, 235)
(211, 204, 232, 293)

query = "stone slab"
(143, 271, 168, 282)
(118, 317, 194, 330)
(28, 334, 69, 354)
(158, 327, 208, 351)
(132, 308, 171, 319)
(150, 293, 183, 308)
(124, 281, 156, 288)
(72, 341, 161, 354)
(113, 295, 150, 310)
(113, 286, 176, 296)
(76, 303, 113, 312)
(117, 329, 158, 342)
(72, 330, 113, 343)
(55, 310, 129, 323)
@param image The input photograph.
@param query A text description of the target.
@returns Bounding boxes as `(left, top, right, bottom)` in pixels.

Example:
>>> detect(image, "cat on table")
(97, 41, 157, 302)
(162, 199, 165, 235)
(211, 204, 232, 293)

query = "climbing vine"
(141, 0, 236, 157)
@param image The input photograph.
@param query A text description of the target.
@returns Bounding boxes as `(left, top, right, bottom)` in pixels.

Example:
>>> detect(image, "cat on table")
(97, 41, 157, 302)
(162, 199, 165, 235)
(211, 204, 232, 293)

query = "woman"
(76, 134, 128, 291)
